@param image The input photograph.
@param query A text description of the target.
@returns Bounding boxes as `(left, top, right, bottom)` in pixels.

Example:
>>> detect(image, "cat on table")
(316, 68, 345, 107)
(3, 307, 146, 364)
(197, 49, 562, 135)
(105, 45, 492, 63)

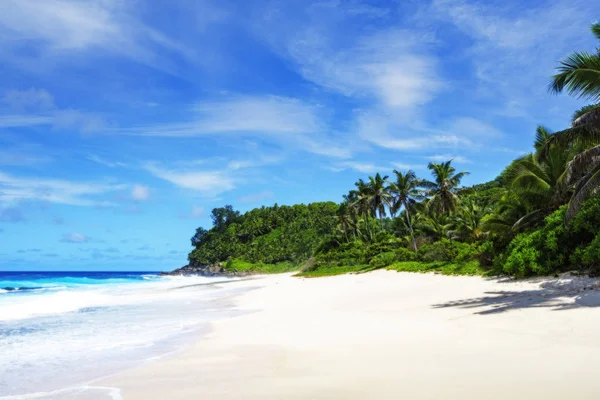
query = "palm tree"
(449, 196, 492, 242)
(351, 179, 374, 241)
(389, 169, 422, 251)
(366, 173, 393, 231)
(550, 23, 600, 104)
(336, 202, 356, 242)
(504, 145, 570, 229)
(414, 205, 453, 241)
(421, 161, 469, 215)
(545, 23, 600, 222)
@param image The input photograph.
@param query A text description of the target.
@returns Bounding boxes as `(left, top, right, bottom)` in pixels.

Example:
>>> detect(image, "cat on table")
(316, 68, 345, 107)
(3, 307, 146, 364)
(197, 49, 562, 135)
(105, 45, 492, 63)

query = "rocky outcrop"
(161, 262, 247, 277)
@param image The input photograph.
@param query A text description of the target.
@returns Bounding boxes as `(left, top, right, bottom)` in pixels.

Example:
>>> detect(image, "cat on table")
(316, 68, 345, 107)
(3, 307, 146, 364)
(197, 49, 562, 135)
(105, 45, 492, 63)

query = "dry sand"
(101, 271, 600, 399)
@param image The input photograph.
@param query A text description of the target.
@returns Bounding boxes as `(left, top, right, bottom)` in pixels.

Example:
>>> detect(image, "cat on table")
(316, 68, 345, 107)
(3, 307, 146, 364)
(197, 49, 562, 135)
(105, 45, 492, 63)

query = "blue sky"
(0, 0, 597, 271)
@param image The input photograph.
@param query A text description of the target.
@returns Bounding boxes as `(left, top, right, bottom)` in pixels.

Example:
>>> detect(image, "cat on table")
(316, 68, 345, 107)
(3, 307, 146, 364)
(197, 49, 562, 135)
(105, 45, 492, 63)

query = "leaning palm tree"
(505, 146, 571, 229)
(389, 170, 422, 251)
(545, 23, 600, 221)
(550, 22, 600, 104)
(421, 161, 469, 215)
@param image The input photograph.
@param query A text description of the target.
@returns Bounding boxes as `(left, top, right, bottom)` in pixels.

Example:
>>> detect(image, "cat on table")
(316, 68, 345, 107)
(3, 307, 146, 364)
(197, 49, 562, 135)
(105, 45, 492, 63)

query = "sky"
(0, 0, 597, 271)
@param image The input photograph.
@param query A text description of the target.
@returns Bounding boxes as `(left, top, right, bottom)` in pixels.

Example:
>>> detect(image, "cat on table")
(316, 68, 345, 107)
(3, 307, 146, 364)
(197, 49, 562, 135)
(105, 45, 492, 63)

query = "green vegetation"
(187, 23, 600, 278)
(188, 202, 338, 272)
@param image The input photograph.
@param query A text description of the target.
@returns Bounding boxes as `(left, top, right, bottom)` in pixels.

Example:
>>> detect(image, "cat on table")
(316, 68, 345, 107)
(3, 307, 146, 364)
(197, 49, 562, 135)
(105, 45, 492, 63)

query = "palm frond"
(550, 51, 600, 101)
(512, 209, 546, 232)
(561, 144, 600, 185)
(534, 125, 553, 152)
(592, 22, 600, 41)
(572, 103, 600, 127)
(566, 162, 600, 222)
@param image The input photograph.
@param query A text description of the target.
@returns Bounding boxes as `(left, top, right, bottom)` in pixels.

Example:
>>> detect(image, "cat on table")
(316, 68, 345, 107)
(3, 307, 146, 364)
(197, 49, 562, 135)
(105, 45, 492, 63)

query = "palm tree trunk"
(404, 200, 417, 253)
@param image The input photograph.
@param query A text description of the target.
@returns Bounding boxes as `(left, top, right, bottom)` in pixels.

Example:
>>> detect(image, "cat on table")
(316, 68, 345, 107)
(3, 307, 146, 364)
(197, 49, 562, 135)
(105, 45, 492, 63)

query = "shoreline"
(98, 270, 600, 399)
(0, 276, 256, 400)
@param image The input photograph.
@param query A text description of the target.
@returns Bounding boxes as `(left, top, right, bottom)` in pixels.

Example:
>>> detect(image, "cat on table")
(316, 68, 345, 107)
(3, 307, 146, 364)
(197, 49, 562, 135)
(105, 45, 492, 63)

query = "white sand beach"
(101, 271, 600, 399)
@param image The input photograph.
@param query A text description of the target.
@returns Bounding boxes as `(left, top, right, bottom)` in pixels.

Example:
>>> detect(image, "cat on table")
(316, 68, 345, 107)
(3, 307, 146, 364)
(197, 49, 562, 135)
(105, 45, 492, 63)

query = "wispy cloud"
(0, 0, 200, 75)
(144, 164, 235, 195)
(86, 154, 127, 168)
(0, 170, 126, 206)
(426, 154, 472, 164)
(329, 161, 388, 174)
(60, 232, 90, 243)
(429, 0, 597, 122)
(2, 88, 55, 111)
(131, 184, 150, 201)
(179, 206, 205, 220)
(0, 89, 109, 133)
(117, 95, 322, 137)
(115, 94, 352, 158)
(238, 190, 274, 204)
(0, 147, 53, 166)
(255, 4, 443, 110)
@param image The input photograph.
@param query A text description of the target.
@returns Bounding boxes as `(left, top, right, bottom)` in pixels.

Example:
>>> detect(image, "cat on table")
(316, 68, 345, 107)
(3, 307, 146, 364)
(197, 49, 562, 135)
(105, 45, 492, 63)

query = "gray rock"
(161, 261, 248, 277)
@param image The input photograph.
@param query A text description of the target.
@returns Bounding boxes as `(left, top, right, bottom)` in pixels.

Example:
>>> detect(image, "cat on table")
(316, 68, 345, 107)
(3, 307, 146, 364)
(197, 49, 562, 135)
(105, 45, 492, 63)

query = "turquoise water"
(0, 271, 239, 398)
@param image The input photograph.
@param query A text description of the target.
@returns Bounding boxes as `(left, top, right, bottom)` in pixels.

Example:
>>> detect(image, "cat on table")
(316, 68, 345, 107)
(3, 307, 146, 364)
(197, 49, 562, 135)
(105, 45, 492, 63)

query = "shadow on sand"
(433, 279, 600, 315)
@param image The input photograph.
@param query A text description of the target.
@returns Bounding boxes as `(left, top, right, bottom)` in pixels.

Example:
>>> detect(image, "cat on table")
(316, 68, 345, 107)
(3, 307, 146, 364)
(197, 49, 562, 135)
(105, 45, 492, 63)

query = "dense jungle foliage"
(188, 23, 600, 277)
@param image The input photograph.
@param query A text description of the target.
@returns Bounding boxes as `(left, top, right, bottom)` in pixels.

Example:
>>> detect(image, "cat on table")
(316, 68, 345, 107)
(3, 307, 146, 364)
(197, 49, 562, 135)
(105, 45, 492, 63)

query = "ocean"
(0, 271, 242, 398)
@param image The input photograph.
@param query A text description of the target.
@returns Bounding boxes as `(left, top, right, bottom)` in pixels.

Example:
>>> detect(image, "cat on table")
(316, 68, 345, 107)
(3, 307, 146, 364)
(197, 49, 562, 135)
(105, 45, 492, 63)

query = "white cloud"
(87, 154, 127, 168)
(238, 190, 274, 204)
(144, 164, 235, 195)
(0, 89, 109, 133)
(2, 88, 55, 111)
(426, 154, 472, 164)
(355, 111, 475, 151)
(0, 170, 126, 206)
(190, 206, 204, 218)
(0, 0, 200, 74)
(444, 117, 503, 138)
(179, 206, 205, 219)
(60, 232, 90, 243)
(131, 185, 150, 201)
(118, 95, 322, 137)
(391, 162, 416, 171)
(259, 8, 443, 110)
(116, 95, 352, 158)
(0, 115, 54, 128)
(430, 0, 597, 122)
(0, 145, 53, 166)
(329, 161, 388, 174)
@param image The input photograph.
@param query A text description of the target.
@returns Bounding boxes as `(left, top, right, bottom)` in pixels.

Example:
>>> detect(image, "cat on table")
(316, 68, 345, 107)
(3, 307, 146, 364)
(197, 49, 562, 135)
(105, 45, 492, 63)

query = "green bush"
(453, 242, 479, 263)
(571, 233, 600, 269)
(418, 240, 455, 262)
(395, 247, 417, 262)
(501, 207, 569, 277)
(369, 251, 397, 269)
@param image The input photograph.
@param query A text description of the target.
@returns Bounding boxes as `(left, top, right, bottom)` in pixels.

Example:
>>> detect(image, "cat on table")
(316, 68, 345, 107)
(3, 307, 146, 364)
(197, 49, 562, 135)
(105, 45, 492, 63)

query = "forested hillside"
(188, 203, 338, 272)
(186, 23, 600, 277)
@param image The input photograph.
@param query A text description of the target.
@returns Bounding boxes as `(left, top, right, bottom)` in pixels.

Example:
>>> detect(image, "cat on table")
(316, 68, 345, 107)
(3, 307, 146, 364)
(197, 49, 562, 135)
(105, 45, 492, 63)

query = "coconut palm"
(550, 23, 600, 104)
(366, 173, 393, 231)
(421, 161, 469, 215)
(414, 206, 453, 241)
(448, 197, 492, 242)
(545, 23, 600, 222)
(504, 143, 571, 229)
(351, 179, 375, 241)
(389, 170, 422, 251)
